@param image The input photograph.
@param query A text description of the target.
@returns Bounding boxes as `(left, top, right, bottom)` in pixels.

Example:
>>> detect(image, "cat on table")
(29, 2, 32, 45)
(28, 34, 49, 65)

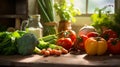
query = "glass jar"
(27, 14, 43, 39)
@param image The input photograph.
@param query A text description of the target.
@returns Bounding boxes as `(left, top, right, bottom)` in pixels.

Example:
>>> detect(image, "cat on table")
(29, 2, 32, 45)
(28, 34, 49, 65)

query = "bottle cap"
(30, 14, 41, 21)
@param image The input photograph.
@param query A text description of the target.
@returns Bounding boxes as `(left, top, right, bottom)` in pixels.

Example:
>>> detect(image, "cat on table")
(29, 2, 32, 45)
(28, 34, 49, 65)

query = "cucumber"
(47, 39, 57, 44)
(39, 35, 57, 42)
(37, 34, 58, 50)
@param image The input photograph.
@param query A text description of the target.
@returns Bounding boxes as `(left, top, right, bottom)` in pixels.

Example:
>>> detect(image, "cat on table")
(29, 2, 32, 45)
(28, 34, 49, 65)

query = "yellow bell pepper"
(85, 37, 107, 55)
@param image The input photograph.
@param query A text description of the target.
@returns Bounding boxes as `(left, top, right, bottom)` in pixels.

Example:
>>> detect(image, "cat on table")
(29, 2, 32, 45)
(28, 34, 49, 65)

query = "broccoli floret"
(17, 33, 39, 55)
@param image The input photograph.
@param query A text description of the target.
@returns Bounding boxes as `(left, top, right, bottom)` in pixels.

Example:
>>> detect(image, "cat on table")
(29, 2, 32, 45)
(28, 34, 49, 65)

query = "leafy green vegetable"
(91, 6, 114, 33)
(0, 32, 18, 55)
(111, 9, 120, 36)
(114, 9, 120, 25)
(54, 0, 81, 22)
(17, 31, 27, 36)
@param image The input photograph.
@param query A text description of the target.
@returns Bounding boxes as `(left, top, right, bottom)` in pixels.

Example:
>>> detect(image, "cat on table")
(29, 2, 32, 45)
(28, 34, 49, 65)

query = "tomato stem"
(111, 38, 118, 45)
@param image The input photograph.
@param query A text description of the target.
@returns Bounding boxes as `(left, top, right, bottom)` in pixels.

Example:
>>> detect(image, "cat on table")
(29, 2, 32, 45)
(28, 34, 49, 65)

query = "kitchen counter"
(0, 53, 120, 67)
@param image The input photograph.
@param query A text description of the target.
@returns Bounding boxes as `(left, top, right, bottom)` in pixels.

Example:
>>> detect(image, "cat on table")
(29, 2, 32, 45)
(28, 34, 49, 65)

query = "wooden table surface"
(0, 53, 120, 67)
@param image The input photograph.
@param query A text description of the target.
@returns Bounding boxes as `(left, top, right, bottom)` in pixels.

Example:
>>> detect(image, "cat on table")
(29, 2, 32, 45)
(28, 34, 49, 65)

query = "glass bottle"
(27, 14, 43, 39)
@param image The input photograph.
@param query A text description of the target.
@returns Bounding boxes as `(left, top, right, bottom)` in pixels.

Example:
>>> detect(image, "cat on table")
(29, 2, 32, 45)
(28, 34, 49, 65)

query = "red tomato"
(74, 35, 88, 50)
(87, 32, 99, 38)
(78, 35, 88, 50)
(107, 38, 120, 54)
(62, 30, 76, 43)
(68, 30, 76, 43)
(57, 38, 73, 50)
(101, 29, 118, 41)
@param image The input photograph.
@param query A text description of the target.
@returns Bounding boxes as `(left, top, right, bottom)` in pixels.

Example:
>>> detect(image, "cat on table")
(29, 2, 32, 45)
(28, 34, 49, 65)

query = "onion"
(79, 25, 96, 36)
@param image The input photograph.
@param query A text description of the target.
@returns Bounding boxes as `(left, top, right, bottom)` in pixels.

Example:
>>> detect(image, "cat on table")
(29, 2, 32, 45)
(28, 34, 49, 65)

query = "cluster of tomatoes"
(57, 30, 76, 50)
(75, 27, 120, 55)
(56, 25, 120, 56)
(40, 48, 68, 57)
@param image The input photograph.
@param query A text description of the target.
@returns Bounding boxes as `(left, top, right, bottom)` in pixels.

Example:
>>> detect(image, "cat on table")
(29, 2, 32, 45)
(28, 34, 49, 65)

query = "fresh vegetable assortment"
(1, 27, 120, 56)
(0, 30, 69, 56)
(36, 34, 69, 56)
(0, 26, 120, 56)
(1, 25, 120, 56)
(72, 24, 120, 56)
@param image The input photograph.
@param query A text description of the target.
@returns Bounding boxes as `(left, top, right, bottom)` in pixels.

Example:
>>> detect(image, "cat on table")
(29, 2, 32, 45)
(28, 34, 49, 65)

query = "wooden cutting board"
(0, 53, 120, 67)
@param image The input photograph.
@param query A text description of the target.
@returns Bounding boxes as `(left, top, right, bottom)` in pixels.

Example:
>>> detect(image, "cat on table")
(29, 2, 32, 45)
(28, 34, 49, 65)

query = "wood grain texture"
(0, 54, 120, 67)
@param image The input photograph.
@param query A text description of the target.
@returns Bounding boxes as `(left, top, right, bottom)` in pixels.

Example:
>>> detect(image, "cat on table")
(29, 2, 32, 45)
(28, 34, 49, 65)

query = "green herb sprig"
(54, 0, 81, 23)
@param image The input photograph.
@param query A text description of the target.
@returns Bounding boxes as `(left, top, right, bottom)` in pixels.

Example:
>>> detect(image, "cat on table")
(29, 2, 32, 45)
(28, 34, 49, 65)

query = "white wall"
(72, 16, 92, 33)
